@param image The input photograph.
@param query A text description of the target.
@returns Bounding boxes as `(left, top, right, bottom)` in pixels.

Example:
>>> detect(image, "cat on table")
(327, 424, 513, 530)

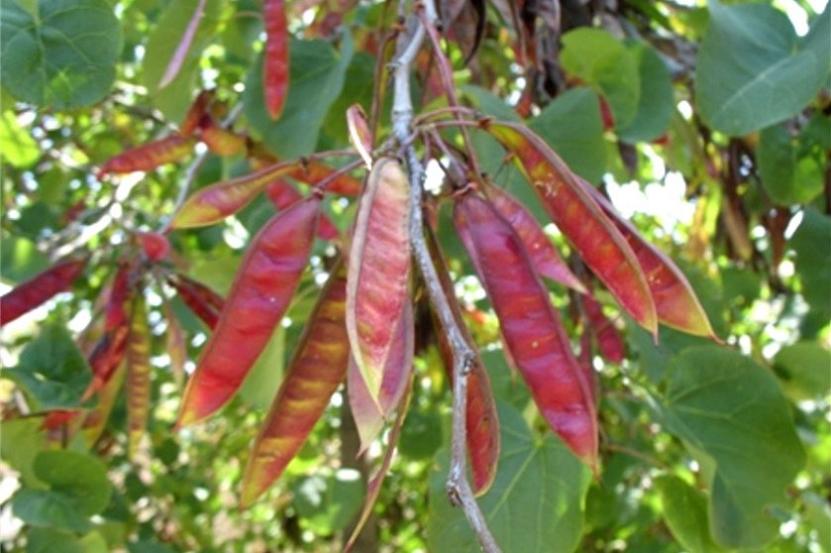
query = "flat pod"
(126, 296, 152, 456)
(346, 104, 373, 168)
(99, 134, 196, 175)
(581, 293, 625, 364)
(176, 196, 320, 427)
(0, 257, 87, 325)
(347, 301, 414, 453)
(289, 160, 363, 196)
(263, 0, 289, 119)
(265, 181, 340, 240)
(426, 227, 500, 495)
(454, 192, 598, 469)
(583, 183, 718, 339)
(172, 160, 300, 228)
(486, 184, 586, 293)
(346, 157, 411, 404)
(240, 263, 349, 506)
(481, 120, 657, 335)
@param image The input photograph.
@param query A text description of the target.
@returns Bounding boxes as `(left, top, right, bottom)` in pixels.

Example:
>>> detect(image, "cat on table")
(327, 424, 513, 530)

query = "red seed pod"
(346, 158, 412, 404)
(265, 180, 340, 240)
(180, 90, 215, 137)
(583, 183, 717, 339)
(200, 118, 247, 156)
(176, 196, 320, 427)
(137, 232, 171, 261)
(346, 104, 373, 167)
(581, 293, 625, 364)
(168, 274, 224, 329)
(263, 0, 289, 120)
(240, 262, 349, 506)
(289, 160, 363, 196)
(454, 192, 598, 469)
(1, 257, 87, 325)
(481, 120, 657, 335)
(486, 184, 586, 293)
(426, 226, 500, 496)
(98, 134, 196, 176)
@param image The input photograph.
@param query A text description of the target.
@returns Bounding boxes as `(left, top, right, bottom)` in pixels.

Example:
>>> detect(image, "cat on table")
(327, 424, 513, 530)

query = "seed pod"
(98, 134, 196, 176)
(346, 104, 373, 168)
(584, 184, 717, 339)
(426, 226, 499, 495)
(454, 192, 598, 469)
(1, 257, 86, 325)
(481, 120, 657, 335)
(486, 184, 586, 293)
(581, 293, 625, 364)
(126, 296, 152, 456)
(137, 232, 170, 261)
(180, 90, 214, 137)
(346, 157, 411, 404)
(200, 117, 247, 156)
(263, 0, 289, 119)
(240, 263, 349, 506)
(265, 180, 339, 240)
(289, 160, 363, 196)
(176, 196, 319, 427)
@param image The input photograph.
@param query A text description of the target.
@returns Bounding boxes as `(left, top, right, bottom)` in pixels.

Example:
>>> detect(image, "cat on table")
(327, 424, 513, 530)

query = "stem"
(391, 2, 500, 551)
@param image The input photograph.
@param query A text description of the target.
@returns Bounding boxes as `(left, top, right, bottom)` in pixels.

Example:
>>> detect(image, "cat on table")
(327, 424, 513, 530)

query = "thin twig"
(158, 103, 245, 233)
(391, 1, 500, 551)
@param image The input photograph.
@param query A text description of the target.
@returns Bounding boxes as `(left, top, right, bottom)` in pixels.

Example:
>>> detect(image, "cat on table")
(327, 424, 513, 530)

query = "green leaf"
(427, 402, 591, 553)
(243, 37, 353, 159)
(773, 342, 831, 400)
(461, 84, 521, 122)
(33, 449, 113, 515)
(0, 418, 47, 487)
(142, 0, 223, 122)
(0, 110, 39, 167)
(661, 346, 806, 549)
(531, 87, 607, 184)
(0, 0, 122, 109)
(791, 208, 831, 320)
(0, 234, 49, 284)
(481, 349, 531, 410)
(5, 324, 92, 411)
(13, 489, 92, 533)
(399, 408, 443, 460)
(26, 528, 110, 553)
(616, 43, 674, 143)
(560, 28, 640, 128)
(695, 0, 830, 136)
(655, 475, 722, 553)
(321, 51, 376, 146)
(757, 124, 823, 205)
(292, 469, 364, 535)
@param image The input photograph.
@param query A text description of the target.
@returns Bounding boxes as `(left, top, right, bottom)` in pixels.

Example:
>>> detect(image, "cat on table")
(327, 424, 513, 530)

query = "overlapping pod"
(288, 160, 363, 196)
(263, 0, 289, 119)
(426, 227, 499, 495)
(0, 257, 86, 324)
(180, 90, 214, 136)
(98, 134, 196, 175)
(346, 104, 373, 168)
(344, 381, 412, 553)
(126, 296, 152, 456)
(581, 293, 625, 364)
(240, 264, 349, 506)
(265, 181, 339, 240)
(168, 273, 225, 330)
(481, 120, 657, 335)
(81, 364, 126, 445)
(347, 302, 414, 452)
(583, 183, 718, 339)
(176, 197, 319, 427)
(454, 193, 598, 468)
(200, 119, 247, 156)
(485, 185, 586, 293)
(346, 157, 411, 404)
(172, 160, 300, 228)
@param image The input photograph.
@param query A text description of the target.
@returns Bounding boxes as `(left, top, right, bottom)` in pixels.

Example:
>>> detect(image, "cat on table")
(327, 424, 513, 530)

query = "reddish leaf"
(482, 120, 658, 335)
(263, 0, 290, 119)
(584, 184, 718, 339)
(172, 160, 299, 228)
(346, 104, 373, 167)
(137, 232, 170, 261)
(0, 257, 86, 325)
(486, 184, 586, 293)
(454, 192, 598, 469)
(176, 197, 319, 427)
(346, 158, 411, 403)
(240, 263, 349, 506)
(126, 296, 152, 456)
(427, 227, 500, 495)
(98, 134, 196, 176)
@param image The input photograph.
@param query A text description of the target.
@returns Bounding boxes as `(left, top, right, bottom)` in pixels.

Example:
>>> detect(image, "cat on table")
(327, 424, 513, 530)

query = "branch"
(391, 2, 501, 552)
